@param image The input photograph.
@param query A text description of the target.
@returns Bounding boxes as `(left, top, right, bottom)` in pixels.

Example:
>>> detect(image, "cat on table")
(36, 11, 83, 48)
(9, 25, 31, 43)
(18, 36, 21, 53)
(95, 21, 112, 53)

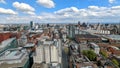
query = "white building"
(89, 43, 100, 54)
(44, 45, 50, 63)
(33, 45, 59, 64)
(50, 45, 58, 63)
(17, 35, 27, 46)
(33, 45, 44, 63)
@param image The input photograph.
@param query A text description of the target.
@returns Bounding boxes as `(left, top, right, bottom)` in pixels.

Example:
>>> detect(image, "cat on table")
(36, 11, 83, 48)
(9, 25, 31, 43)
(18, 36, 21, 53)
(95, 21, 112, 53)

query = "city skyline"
(0, 0, 120, 23)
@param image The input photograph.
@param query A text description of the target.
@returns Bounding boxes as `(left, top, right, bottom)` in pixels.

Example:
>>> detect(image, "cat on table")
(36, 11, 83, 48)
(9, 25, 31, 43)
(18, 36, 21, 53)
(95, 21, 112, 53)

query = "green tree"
(82, 50, 88, 56)
(112, 59, 119, 67)
(82, 50, 97, 61)
(100, 51, 108, 58)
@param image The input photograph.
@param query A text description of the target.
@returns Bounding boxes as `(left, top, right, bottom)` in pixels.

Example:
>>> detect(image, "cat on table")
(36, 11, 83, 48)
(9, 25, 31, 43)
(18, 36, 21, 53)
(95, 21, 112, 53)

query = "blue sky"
(0, 0, 120, 23)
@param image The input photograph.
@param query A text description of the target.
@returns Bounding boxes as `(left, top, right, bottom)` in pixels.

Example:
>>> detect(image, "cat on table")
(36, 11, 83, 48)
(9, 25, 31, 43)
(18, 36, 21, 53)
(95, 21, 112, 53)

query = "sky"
(0, 0, 120, 24)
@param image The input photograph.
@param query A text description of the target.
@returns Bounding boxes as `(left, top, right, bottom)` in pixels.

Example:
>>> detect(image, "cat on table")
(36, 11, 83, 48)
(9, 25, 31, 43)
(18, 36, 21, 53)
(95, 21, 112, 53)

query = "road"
(62, 47, 68, 68)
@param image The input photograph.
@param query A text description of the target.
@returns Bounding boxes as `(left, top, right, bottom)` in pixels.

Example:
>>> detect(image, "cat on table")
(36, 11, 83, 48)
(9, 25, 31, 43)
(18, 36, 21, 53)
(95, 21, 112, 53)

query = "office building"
(44, 45, 51, 63)
(30, 21, 35, 29)
(89, 43, 100, 54)
(50, 45, 58, 63)
(68, 24, 75, 38)
(33, 45, 44, 63)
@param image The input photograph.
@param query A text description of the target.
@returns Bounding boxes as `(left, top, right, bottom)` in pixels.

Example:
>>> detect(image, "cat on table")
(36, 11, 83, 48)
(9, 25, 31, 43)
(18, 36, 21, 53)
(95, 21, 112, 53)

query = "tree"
(82, 50, 88, 56)
(82, 50, 97, 61)
(100, 50, 108, 58)
(112, 59, 119, 67)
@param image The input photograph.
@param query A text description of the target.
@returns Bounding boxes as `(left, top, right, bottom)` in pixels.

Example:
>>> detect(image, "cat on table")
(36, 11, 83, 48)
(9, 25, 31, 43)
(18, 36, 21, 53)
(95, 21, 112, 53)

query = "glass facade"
(0, 38, 18, 54)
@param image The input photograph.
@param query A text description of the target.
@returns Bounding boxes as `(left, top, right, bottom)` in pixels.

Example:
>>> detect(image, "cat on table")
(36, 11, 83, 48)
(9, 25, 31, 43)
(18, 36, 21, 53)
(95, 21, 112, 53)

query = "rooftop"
(0, 48, 28, 68)
(32, 63, 49, 68)
(0, 38, 15, 50)
(105, 35, 120, 40)
(24, 43, 35, 48)
(75, 34, 100, 39)
(90, 43, 99, 48)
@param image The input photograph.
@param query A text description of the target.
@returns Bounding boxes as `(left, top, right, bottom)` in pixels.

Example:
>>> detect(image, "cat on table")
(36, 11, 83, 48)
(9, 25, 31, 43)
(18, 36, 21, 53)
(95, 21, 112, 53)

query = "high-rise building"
(44, 45, 50, 63)
(68, 24, 75, 38)
(33, 45, 59, 64)
(33, 45, 44, 63)
(30, 21, 35, 29)
(50, 45, 58, 63)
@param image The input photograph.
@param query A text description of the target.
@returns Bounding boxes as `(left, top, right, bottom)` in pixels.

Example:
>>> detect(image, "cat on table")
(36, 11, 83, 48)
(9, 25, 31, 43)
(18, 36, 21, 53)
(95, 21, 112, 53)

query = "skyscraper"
(30, 21, 35, 29)
(68, 24, 75, 38)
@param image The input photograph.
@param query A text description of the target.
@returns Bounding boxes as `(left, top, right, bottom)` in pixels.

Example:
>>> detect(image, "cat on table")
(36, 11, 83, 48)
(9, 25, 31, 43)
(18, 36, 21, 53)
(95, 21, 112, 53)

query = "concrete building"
(44, 45, 51, 63)
(0, 48, 29, 68)
(33, 45, 44, 63)
(75, 34, 101, 43)
(18, 35, 27, 46)
(32, 63, 48, 68)
(50, 45, 58, 63)
(68, 24, 75, 38)
(34, 45, 59, 63)
(30, 21, 35, 29)
(54, 39, 62, 63)
(89, 43, 100, 54)
(103, 35, 120, 43)
(84, 28, 110, 35)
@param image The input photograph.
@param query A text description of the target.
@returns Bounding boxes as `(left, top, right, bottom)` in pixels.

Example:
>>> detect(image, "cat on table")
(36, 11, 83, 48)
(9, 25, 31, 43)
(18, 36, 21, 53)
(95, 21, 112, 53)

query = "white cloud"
(25, 11, 35, 15)
(36, 0, 55, 8)
(38, 6, 120, 23)
(37, 16, 43, 19)
(13, 2, 35, 15)
(88, 6, 99, 10)
(109, 0, 115, 4)
(0, 0, 6, 4)
(0, 8, 17, 15)
(1, 6, 120, 24)
(54, 7, 79, 15)
(111, 6, 120, 10)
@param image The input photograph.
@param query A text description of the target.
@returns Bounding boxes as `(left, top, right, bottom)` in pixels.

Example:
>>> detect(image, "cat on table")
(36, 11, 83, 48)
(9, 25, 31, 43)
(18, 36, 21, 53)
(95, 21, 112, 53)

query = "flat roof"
(0, 49, 28, 68)
(75, 34, 100, 39)
(0, 57, 28, 68)
(106, 35, 120, 40)
(24, 43, 34, 47)
(0, 31, 10, 33)
(0, 49, 26, 61)
(32, 63, 49, 68)
(90, 43, 99, 48)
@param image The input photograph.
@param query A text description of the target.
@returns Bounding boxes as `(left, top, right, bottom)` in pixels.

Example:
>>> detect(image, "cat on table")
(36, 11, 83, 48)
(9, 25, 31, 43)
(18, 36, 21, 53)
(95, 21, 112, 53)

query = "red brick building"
(0, 32, 22, 43)
(0, 32, 11, 43)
